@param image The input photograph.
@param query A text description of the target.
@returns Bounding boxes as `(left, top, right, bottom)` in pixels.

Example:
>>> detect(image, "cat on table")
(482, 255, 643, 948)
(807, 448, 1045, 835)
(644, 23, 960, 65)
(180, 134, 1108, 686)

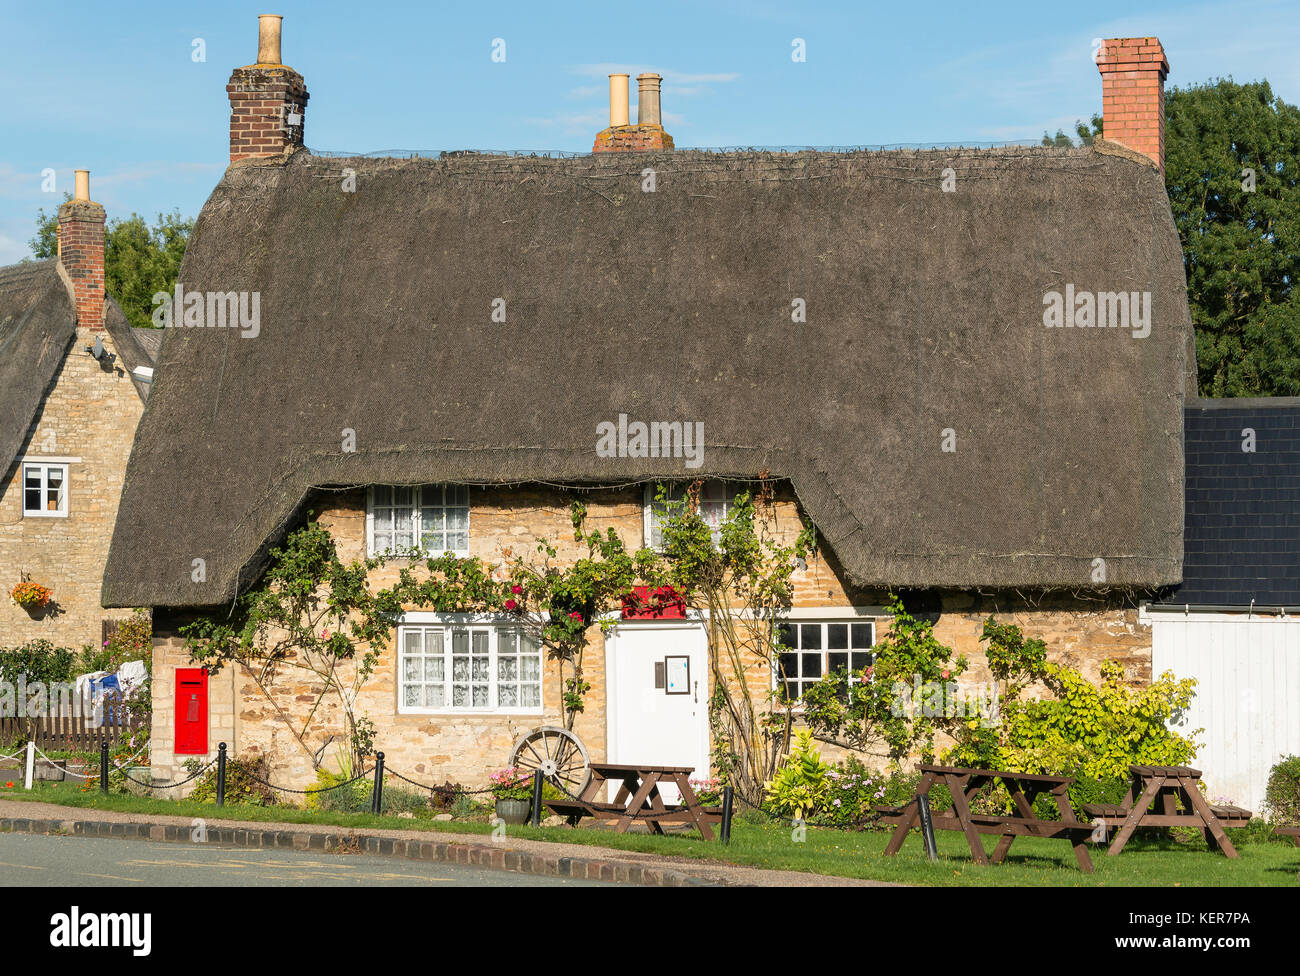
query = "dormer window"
(367, 484, 469, 557)
(643, 481, 730, 548)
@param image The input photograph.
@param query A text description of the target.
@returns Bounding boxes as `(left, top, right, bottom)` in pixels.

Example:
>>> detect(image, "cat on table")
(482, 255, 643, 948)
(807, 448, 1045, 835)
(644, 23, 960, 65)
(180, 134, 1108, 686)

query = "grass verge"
(2, 782, 1298, 886)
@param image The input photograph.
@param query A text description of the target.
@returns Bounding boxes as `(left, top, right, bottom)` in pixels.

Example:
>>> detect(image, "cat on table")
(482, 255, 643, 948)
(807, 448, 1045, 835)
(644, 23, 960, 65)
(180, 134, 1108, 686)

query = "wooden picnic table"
(1081, 765, 1250, 858)
(880, 764, 1096, 873)
(543, 762, 722, 840)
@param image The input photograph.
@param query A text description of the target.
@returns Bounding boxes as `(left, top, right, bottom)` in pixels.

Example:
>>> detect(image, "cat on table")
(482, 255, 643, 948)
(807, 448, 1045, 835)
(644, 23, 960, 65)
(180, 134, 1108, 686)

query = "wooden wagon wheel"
(509, 726, 590, 797)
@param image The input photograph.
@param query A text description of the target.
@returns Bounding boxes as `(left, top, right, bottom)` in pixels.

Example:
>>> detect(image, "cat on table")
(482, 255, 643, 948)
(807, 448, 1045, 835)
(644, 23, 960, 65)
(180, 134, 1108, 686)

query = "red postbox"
(174, 668, 208, 755)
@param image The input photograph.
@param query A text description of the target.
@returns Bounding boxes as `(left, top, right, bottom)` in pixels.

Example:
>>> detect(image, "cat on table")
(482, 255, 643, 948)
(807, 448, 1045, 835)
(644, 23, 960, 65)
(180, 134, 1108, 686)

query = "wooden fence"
(0, 691, 145, 753)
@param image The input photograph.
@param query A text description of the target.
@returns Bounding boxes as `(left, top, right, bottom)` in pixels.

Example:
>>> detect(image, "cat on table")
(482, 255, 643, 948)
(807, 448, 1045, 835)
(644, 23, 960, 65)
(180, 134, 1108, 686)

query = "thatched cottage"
(1, 172, 157, 648)
(103, 21, 1194, 790)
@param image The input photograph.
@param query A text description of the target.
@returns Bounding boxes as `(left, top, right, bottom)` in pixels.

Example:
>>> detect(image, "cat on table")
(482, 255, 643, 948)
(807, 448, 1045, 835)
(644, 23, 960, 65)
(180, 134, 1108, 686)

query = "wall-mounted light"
(131, 365, 154, 384)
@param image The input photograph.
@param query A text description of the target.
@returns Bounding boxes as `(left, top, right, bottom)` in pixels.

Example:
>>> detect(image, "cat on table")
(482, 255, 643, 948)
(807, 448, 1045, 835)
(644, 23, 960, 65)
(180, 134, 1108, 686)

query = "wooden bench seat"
(1209, 804, 1252, 825)
(1274, 825, 1300, 846)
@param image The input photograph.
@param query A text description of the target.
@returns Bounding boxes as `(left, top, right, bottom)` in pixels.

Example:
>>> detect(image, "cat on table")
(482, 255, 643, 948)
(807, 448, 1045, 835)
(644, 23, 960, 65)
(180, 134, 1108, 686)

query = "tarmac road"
(0, 832, 615, 887)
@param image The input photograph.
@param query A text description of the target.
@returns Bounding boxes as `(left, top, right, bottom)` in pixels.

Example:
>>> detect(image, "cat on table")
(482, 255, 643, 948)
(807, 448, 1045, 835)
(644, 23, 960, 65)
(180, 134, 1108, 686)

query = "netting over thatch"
(103, 143, 1191, 609)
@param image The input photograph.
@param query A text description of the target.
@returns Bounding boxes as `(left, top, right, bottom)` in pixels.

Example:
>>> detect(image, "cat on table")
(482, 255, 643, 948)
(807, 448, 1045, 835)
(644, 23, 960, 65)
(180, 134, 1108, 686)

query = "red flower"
(505, 599, 517, 611)
(511, 585, 523, 595)
(4, 782, 12, 789)
(569, 611, 583, 620)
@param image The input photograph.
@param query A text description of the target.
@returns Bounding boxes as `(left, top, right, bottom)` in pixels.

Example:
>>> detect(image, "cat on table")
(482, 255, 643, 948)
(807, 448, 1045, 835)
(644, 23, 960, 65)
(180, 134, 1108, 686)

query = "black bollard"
(917, 793, 939, 861)
(99, 740, 109, 794)
(371, 751, 385, 815)
(720, 786, 734, 844)
(530, 771, 544, 828)
(216, 742, 227, 807)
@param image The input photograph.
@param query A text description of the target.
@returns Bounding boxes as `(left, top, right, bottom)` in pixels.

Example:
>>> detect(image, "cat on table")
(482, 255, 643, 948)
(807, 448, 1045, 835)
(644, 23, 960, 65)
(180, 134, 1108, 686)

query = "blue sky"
(2, 0, 1298, 264)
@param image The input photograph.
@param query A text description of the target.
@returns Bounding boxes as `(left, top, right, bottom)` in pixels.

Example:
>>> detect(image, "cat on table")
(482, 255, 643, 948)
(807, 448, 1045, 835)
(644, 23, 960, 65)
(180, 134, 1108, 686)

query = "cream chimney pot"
(637, 73, 662, 126)
(608, 74, 630, 128)
(74, 170, 90, 202)
(257, 14, 283, 64)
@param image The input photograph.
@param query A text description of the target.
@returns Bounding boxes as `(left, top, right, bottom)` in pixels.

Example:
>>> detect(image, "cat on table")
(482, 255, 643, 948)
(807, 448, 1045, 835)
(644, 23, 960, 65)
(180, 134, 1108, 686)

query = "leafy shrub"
(946, 619, 1201, 781)
(1264, 755, 1300, 827)
(0, 640, 77, 685)
(309, 770, 432, 816)
(184, 755, 277, 806)
(450, 795, 484, 819)
(801, 595, 968, 763)
(764, 728, 833, 818)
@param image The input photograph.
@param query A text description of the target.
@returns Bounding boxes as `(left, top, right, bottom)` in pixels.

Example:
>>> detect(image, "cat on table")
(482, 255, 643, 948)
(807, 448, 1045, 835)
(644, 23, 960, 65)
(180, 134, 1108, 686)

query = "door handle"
(693, 680, 698, 704)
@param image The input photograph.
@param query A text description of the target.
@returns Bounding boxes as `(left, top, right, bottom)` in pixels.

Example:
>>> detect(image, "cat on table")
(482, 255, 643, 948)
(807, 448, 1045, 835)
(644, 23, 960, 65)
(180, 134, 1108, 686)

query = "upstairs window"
(644, 481, 730, 548)
(23, 463, 68, 518)
(367, 485, 469, 557)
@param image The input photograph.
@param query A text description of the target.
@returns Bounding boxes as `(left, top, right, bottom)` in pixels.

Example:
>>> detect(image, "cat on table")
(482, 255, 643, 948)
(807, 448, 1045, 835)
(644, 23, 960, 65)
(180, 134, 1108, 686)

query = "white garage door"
(1152, 614, 1300, 812)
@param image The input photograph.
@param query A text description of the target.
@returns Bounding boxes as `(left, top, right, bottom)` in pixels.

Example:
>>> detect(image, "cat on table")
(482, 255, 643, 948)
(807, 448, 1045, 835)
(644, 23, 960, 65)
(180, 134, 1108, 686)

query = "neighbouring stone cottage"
(101, 19, 1193, 792)
(0, 171, 157, 650)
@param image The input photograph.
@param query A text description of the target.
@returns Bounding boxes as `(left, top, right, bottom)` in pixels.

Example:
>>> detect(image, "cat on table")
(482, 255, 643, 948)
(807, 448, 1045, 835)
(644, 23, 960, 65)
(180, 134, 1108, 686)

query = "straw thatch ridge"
(103, 145, 1191, 608)
(0, 260, 78, 482)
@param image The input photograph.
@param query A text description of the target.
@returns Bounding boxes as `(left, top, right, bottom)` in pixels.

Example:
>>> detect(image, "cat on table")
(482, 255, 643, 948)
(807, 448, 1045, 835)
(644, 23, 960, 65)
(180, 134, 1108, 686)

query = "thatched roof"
(103, 145, 1192, 609)
(0, 260, 77, 480)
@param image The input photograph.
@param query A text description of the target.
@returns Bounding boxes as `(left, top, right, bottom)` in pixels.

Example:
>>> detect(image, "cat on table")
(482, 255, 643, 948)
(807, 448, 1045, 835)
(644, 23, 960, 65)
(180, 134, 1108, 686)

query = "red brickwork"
(1097, 37, 1169, 172)
(56, 200, 106, 330)
(227, 65, 310, 163)
(592, 125, 675, 153)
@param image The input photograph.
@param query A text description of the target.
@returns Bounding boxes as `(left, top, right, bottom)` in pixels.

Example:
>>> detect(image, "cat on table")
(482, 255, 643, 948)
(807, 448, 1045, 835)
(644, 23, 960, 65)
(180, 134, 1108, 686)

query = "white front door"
(605, 621, 709, 803)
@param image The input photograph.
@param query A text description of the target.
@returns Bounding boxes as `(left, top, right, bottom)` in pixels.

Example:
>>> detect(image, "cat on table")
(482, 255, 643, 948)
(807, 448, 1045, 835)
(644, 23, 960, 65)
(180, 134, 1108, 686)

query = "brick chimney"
(593, 72, 674, 152)
(1097, 37, 1169, 172)
(227, 14, 309, 163)
(57, 170, 106, 331)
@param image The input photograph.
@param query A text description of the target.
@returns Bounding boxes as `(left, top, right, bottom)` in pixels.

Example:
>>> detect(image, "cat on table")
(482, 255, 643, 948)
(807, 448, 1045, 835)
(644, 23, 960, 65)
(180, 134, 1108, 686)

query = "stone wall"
(0, 327, 145, 648)
(147, 484, 1155, 793)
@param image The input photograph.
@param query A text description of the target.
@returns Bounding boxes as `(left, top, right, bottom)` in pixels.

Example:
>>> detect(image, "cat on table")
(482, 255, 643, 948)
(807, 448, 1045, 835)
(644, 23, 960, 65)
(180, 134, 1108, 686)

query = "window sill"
(23, 511, 69, 519)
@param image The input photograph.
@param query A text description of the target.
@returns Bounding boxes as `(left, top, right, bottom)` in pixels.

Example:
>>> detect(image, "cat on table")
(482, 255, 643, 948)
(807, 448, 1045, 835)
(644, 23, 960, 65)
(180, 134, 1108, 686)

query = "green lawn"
(3, 782, 1297, 885)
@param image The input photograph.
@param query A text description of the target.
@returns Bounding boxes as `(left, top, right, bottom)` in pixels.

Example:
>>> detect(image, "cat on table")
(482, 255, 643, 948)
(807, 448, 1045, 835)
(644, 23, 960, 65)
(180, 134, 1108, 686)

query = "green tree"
(1165, 79, 1300, 396)
(29, 201, 192, 330)
(1041, 113, 1102, 148)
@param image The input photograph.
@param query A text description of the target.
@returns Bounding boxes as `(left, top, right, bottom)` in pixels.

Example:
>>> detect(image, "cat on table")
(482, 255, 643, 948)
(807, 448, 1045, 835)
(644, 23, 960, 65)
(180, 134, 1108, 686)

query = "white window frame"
(365, 484, 470, 558)
(396, 613, 543, 715)
(21, 462, 69, 518)
(642, 480, 731, 549)
(773, 617, 877, 704)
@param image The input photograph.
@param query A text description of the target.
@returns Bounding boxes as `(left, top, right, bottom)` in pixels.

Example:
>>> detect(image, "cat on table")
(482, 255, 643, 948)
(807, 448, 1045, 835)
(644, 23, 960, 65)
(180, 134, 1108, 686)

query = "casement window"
(644, 481, 730, 548)
(367, 484, 469, 557)
(776, 620, 876, 703)
(398, 621, 542, 713)
(22, 462, 68, 518)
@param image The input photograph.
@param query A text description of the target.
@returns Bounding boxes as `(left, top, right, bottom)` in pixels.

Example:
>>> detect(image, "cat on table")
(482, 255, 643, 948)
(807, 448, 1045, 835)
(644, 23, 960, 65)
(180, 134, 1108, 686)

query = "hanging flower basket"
(10, 580, 53, 613)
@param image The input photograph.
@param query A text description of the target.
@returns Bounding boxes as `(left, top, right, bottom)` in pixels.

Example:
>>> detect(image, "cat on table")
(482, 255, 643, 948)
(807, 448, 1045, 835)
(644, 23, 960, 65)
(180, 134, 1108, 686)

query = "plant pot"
(495, 797, 532, 825)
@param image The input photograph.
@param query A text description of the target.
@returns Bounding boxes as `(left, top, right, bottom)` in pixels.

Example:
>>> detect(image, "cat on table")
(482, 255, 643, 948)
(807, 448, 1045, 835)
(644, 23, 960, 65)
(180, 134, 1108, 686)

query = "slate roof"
(1161, 398, 1300, 607)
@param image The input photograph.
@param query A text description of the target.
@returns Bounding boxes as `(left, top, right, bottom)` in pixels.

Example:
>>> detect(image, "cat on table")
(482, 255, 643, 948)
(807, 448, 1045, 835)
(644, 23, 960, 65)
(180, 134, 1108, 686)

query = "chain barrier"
(31, 745, 97, 780)
(241, 766, 375, 796)
(11, 733, 883, 834)
(381, 765, 502, 796)
(108, 740, 152, 770)
(119, 757, 218, 791)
